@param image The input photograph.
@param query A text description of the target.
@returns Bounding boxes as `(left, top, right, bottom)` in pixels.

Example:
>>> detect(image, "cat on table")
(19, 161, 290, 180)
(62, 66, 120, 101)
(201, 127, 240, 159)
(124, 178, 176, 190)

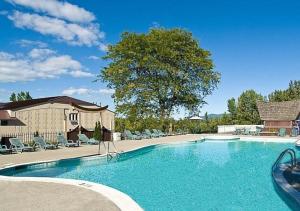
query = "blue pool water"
(1, 140, 296, 210)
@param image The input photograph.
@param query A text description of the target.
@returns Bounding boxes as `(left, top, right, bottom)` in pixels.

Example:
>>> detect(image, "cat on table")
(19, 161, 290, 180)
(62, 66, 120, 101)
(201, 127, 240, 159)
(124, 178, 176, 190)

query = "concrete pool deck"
(0, 134, 298, 211)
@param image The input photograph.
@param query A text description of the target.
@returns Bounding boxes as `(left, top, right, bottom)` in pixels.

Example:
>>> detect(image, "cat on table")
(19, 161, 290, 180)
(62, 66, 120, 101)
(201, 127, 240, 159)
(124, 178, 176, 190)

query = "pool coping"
(0, 135, 298, 211)
(272, 165, 300, 209)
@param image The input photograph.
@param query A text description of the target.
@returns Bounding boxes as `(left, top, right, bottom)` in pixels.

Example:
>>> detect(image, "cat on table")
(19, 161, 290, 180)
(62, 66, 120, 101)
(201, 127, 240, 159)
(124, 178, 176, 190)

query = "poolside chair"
(78, 134, 99, 145)
(252, 127, 262, 136)
(155, 129, 167, 137)
(243, 128, 251, 135)
(0, 144, 12, 154)
(9, 138, 33, 153)
(33, 137, 57, 150)
(291, 128, 298, 137)
(135, 131, 149, 139)
(57, 135, 79, 147)
(144, 129, 159, 138)
(278, 128, 287, 137)
(152, 129, 162, 137)
(124, 130, 141, 140)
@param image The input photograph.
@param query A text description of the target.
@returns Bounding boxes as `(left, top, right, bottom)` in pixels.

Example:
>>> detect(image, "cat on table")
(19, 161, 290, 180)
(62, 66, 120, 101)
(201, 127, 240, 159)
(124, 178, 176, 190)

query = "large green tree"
(236, 90, 263, 124)
(100, 28, 220, 119)
(9, 91, 32, 102)
(268, 80, 300, 102)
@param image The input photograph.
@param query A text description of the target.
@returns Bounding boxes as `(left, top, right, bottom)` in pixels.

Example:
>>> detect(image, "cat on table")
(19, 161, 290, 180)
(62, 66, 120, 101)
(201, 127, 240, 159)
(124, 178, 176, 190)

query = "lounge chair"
(78, 134, 99, 145)
(9, 138, 33, 153)
(0, 144, 12, 154)
(278, 128, 287, 137)
(242, 128, 251, 135)
(144, 129, 159, 138)
(124, 130, 141, 140)
(291, 128, 298, 137)
(135, 131, 149, 139)
(152, 129, 162, 137)
(252, 127, 262, 136)
(57, 135, 79, 147)
(33, 137, 57, 150)
(154, 129, 167, 137)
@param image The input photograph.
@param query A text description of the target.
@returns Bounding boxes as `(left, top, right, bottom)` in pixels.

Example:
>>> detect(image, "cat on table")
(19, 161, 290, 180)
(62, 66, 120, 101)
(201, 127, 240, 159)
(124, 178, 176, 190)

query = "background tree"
(227, 98, 237, 118)
(100, 28, 220, 122)
(10, 91, 32, 102)
(236, 90, 263, 124)
(204, 112, 209, 124)
(268, 80, 300, 102)
(9, 93, 16, 102)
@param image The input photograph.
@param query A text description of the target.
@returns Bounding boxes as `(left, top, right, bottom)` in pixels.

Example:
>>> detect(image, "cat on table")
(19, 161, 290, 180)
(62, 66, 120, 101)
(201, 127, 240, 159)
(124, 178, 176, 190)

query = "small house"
(257, 100, 300, 135)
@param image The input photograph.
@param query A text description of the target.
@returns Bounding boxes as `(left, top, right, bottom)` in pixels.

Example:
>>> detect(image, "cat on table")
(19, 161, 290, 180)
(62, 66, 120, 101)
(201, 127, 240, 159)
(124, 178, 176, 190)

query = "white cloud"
(88, 55, 99, 60)
(0, 49, 93, 82)
(6, 0, 95, 23)
(62, 87, 115, 96)
(62, 87, 89, 95)
(16, 39, 48, 48)
(28, 48, 55, 59)
(8, 11, 104, 47)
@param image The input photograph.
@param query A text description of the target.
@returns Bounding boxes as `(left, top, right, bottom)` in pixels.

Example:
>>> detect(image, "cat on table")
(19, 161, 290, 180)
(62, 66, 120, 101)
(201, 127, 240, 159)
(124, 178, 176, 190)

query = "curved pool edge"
(0, 175, 143, 211)
(272, 165, 300, 210)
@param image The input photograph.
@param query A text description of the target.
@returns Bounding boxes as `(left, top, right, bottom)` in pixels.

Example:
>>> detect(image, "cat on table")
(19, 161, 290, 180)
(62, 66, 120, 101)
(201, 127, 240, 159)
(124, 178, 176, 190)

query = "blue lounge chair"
(33, 137, 57, 150)
(78, 134, 99, 145)
(0, 144, 12, 154)
(291, 128, 298, 137)
(57, 135, 79, 147)
(135, 131, 149, 139)
(278, 128, 286, 137)
(124, 130, 141, 140)
(157, 129, 167, 137)
(152, 129, 162, 137)
(9, 138, 33, 153)
(145, 129, 159, 138)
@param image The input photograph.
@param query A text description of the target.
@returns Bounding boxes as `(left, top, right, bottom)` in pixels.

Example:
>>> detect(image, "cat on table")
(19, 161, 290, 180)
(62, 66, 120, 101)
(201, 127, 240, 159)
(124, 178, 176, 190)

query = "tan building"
(0, 96, 115, 142)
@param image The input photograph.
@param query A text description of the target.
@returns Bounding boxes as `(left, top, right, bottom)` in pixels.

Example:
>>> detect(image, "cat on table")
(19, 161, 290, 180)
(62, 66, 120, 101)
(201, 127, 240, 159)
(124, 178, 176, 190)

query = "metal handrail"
(272, 148, 297, 171)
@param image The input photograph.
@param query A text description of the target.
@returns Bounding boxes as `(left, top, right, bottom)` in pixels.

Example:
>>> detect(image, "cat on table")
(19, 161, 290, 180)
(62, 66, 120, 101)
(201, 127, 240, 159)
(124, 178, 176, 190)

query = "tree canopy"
(100, 28, 220, 119)
(227, 97, 237, 118)
(9, 91, 32, 102)
(268, 80, 300, 102)
(236, 90, 263, 124)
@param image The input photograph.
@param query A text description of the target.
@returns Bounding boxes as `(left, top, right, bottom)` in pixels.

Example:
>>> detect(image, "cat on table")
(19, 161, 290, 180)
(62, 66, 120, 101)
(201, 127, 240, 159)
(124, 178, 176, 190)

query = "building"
(0, 96, 115, 142)
(257, 100, 300, 135)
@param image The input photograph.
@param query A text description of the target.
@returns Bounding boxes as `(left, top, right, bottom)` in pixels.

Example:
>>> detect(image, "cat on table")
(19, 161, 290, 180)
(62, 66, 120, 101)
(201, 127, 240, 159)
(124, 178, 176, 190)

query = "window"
(69, 113, 78, 121)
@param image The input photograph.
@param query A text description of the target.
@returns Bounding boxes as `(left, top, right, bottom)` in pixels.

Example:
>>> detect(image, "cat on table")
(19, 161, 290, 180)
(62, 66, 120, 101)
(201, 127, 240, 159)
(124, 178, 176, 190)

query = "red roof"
(0, 110, 11, 120)
(0, 96, 100, 111)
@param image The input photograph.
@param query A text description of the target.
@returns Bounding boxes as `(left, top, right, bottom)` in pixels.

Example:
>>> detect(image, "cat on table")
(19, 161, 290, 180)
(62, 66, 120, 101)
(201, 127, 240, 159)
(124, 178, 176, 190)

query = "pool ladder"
(272, 148, 297, 171)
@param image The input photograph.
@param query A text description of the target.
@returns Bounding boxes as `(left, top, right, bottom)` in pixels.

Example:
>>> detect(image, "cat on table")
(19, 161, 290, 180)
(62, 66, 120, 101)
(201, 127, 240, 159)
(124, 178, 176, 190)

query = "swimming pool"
(1, 140, 295, 210)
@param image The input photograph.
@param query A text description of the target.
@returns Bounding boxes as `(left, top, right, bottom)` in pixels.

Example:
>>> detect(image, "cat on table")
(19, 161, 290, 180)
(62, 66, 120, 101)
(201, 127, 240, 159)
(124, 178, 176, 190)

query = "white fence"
(217, 125, 264, 134)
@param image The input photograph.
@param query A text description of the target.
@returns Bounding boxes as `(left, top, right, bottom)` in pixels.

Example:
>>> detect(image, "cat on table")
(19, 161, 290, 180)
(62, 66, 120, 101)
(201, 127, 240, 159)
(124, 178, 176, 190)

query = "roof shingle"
(257, 100, 300, 121)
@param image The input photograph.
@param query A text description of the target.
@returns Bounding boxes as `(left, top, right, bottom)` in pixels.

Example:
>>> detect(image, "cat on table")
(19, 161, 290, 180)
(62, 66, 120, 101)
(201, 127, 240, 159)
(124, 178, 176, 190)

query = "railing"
(0, 132, 65, 144)
(272, 148, 297, 171)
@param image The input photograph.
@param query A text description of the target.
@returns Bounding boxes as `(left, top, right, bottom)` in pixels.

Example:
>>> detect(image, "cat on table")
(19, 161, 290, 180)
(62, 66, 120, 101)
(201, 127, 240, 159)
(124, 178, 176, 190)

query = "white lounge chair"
(33, 137, 57, 150)
(9, 138, 33, 153)
(78, 134, 99, 145)
(57, 135, 79, 147)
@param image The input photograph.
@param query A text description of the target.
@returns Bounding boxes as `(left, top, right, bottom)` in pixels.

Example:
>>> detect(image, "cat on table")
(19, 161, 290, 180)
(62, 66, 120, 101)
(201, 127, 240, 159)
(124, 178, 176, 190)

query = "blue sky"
(0, 0, 299, 117)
